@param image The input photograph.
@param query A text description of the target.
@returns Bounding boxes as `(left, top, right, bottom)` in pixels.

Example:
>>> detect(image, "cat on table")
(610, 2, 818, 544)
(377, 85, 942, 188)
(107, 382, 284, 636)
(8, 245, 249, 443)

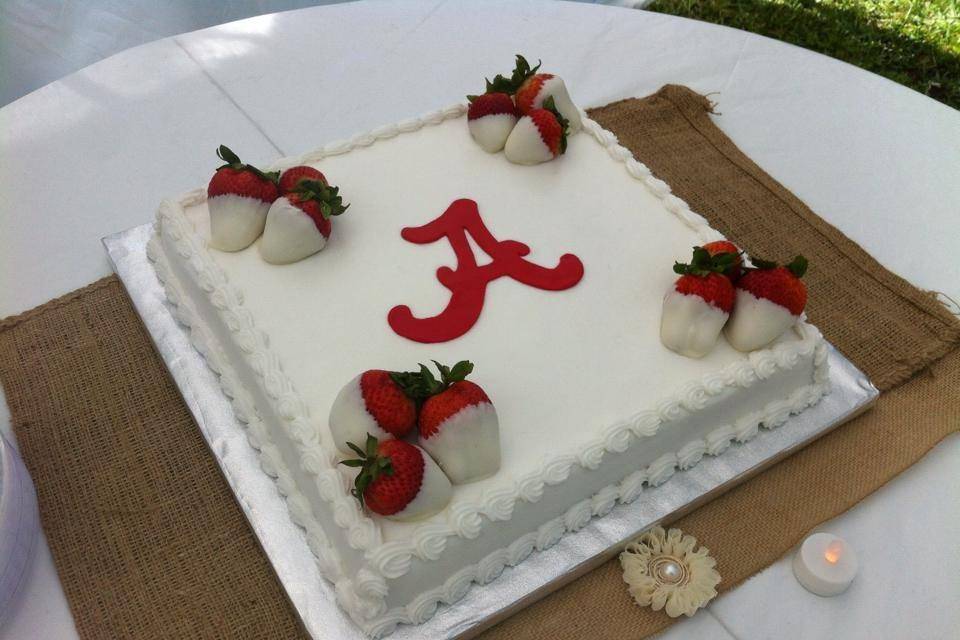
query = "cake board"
(104, 222, 878, 639)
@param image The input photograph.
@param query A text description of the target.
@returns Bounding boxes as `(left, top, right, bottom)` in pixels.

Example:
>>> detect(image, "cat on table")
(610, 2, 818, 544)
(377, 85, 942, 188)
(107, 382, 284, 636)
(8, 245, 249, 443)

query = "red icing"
(388, 199, 584, 343)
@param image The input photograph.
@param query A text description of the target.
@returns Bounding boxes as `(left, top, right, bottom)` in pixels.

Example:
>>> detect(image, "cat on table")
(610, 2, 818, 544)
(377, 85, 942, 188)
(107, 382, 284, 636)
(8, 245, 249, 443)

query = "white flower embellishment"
(620, 526, 720, 617)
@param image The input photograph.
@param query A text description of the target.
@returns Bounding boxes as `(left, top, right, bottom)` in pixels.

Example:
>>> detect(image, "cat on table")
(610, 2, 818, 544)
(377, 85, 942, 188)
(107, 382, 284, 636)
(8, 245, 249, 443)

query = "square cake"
(148, 102, 829, 636)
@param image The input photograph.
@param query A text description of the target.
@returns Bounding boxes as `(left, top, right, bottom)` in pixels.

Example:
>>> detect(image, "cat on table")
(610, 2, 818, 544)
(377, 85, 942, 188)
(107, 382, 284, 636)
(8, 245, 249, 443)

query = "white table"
(1, 2, 958, 638)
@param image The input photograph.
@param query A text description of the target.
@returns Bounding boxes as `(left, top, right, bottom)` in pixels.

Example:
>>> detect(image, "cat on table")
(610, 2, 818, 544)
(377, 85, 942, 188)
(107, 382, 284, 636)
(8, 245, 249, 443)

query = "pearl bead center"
(651, 556, 687, 585)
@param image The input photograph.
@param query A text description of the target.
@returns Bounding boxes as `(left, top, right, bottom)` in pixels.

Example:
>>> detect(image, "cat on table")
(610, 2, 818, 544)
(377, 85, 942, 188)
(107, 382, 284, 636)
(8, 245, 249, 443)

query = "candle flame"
(824, 540, 843, 564)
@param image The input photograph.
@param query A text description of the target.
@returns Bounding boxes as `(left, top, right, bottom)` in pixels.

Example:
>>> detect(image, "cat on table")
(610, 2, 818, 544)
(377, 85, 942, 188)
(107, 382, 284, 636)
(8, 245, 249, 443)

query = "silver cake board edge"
(103, 223, 879, 640)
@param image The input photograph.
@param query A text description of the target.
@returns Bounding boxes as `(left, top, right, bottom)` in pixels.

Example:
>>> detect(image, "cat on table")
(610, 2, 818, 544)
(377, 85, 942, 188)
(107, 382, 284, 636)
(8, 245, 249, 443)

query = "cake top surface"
(177, 111, 811, 540)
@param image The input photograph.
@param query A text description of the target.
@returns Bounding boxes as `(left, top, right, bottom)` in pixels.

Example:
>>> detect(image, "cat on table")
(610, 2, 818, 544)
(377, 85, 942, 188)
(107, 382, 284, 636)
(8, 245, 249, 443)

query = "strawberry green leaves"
(340, 434, 394, 506)
(389, 360, 475, 402)
(215, 144, 280, 184)
(293, 178, 349, 219)
(436, 360, 474, 386)
(216, 144, 242, 167)
(786, 255, 808, 278)
(541, 95, 570, 154)
(748, 256, 777, 270)
(674, 246, 739, 278)
(748, 254, 808, 278)
(484, 54, 541, 95)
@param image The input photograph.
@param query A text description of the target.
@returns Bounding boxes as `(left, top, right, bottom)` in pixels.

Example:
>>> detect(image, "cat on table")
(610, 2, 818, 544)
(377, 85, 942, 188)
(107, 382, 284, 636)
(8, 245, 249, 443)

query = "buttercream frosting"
(149, 103, 829, 637)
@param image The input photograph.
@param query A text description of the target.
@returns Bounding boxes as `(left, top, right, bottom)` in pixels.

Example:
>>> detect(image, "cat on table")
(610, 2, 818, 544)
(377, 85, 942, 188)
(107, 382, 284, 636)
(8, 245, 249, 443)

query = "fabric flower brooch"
(620, 526, 720, 617)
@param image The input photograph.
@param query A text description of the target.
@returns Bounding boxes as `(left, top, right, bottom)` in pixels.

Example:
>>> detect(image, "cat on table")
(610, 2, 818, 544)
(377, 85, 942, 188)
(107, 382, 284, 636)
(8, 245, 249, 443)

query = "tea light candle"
(792, 533, 858, 596)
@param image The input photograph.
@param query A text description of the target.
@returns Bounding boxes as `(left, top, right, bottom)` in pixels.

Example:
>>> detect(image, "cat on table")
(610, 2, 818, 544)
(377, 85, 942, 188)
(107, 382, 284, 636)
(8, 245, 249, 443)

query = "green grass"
(647, 0, 960, 109)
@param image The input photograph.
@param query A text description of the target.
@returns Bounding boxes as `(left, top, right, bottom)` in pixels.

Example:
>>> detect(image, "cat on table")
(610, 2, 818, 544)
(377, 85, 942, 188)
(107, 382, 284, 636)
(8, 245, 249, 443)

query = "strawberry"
(259, 178, 348, 264)
(415, 361, 500, 485)
(725, 256, 808, 352)
(207, 145, 279, 252)
(503, 96, 569, 165)
(329, 367, 430, 454)
(702, 240, 743, 280)
(278, 165, 326, 194)
(660, 246, 737, 358)
(488, 54, 582, 132)
(340, 435, 451, 521)
(514, 73, 550, 115)
(466, 92, 519, 153)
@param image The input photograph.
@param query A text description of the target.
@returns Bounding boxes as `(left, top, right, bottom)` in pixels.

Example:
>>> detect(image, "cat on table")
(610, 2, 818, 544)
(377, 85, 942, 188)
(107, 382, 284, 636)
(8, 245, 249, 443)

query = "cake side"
(149, 106, 830, 636)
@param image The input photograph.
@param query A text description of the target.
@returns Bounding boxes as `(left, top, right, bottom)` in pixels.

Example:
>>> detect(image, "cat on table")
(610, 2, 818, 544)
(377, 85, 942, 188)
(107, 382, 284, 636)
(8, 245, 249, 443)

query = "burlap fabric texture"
(1, 85, 957, 639)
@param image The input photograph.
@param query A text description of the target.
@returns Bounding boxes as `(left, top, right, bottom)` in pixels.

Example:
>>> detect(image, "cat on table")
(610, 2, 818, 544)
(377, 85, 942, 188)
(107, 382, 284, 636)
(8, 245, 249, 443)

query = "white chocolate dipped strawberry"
(466, 92, 519, 153)
(489, 54, 582, 133)
(207, 145, 279, 251)
(416, 361, 500, 485)
(340, 435, 451, 522)
(660, 246, 738, 358)
(259, 175, 348, 264)
(725, 255, 809, 352)
(328, 368, 424, 455)
(504, 96, 569, 166)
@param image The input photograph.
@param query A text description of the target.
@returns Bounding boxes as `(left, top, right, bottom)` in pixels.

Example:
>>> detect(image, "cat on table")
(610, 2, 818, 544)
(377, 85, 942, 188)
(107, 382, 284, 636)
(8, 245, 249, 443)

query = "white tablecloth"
(1, 2, 957, 638)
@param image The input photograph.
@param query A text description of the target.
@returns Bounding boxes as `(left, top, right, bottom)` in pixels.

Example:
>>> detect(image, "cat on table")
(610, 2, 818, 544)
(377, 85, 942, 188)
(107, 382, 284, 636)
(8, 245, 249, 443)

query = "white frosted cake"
(149, 97, 829, 636)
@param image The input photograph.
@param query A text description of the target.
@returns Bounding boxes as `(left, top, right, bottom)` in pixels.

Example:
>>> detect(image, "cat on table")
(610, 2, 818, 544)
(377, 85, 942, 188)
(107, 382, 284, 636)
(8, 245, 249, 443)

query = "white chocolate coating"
(468, 113, 518, 153)
(208, 194, 269, 251)
(259, 197, 327, 264)
(532, 76, 582, 133)
(420, 402, 500, 485)
(504, 116, 554, 165)
(329, 374, 391, 454)
(660, 290, 729, 358)
(725, 289, 796, 352)
(388, 448, 453, 522)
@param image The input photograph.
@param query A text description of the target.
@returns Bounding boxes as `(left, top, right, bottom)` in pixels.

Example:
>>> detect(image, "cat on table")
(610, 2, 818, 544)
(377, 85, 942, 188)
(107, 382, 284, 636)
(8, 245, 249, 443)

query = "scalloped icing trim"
(147, 231, 350, 578)
(150, 104, 830, 636)
(349, 346, 829, 638)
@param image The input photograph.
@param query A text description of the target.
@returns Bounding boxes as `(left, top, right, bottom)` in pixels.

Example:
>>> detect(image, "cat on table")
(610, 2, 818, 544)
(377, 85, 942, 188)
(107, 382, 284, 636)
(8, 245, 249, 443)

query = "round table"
(1, 2, 958, 638)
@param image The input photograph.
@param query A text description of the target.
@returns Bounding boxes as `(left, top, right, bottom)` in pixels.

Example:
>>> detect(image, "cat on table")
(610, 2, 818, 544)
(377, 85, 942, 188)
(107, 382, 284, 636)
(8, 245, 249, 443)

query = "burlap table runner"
(1, 85, 957, 639)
